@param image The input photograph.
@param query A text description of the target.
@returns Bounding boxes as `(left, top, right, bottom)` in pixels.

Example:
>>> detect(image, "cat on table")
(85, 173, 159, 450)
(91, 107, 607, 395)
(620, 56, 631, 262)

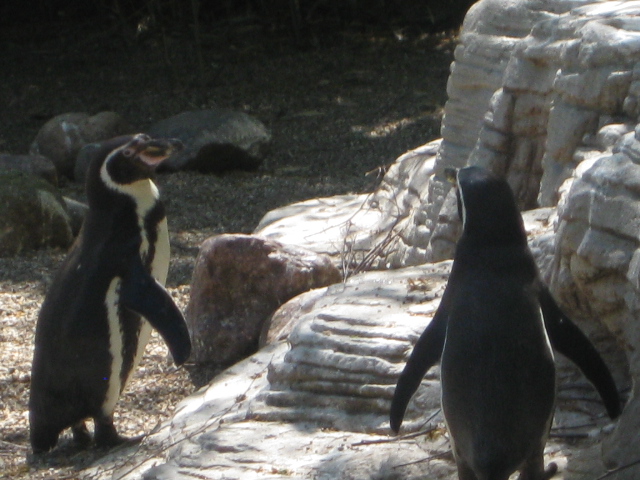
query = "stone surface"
(29, 111, 132, 178)
(0, 154, 58, 186)
(256, 141, 440, 270)
(186, 234, 341, 365)
(147, 109, 271, 173)
(554, 134, 640, 476)
(0, 171, 73, 256)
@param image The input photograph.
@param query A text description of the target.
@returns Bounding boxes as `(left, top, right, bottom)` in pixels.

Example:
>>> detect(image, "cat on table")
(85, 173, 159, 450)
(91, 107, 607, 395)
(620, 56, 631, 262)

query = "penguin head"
(103, 134, 182, 185)
(446, 166, 527, 246)
(86, 134, 182, 208)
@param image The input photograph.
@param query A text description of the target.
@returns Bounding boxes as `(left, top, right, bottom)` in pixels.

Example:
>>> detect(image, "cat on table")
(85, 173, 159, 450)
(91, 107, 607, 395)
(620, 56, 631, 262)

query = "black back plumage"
(390, 165, 621, 479)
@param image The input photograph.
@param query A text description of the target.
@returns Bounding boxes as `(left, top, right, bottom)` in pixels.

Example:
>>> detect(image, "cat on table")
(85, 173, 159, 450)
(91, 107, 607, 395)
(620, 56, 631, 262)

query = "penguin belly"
(440, 275, 556, 479)
(102, 216, 169, 416)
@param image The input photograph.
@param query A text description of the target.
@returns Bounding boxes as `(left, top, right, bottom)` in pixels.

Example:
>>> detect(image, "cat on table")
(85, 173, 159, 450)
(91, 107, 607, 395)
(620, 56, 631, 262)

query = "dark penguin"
(390, 166, 622, 480)
(29, 134, 191, 453)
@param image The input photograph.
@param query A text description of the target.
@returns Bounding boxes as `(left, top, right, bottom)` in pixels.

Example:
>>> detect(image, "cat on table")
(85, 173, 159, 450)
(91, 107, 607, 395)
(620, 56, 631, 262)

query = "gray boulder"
(186, 234, 341, 365)
(0, 172, 73, 256)
(146, 109, 271, 173)
(0, 154, 58, 186)
(29, 111, 132, 178)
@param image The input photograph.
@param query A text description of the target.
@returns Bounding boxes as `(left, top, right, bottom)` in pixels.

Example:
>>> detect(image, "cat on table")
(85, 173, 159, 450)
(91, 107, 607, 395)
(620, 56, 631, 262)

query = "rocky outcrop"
(256, 141, 441, 271)
(147, 109, 271, 174)
(0, 172, 73, 256)
(554, 131, 640, 476)
(255, 1, 588, 268)
(186, 234, 341, 365)
(29, 111, 132, 178)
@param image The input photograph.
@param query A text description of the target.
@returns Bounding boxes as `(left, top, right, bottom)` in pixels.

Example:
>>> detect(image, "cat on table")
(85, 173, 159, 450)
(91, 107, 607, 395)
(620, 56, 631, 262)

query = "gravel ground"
(0, 19, 454, 479)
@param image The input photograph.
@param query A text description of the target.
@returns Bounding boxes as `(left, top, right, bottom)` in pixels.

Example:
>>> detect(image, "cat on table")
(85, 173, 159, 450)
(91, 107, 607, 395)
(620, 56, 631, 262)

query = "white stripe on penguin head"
(99, 143, 160, 260)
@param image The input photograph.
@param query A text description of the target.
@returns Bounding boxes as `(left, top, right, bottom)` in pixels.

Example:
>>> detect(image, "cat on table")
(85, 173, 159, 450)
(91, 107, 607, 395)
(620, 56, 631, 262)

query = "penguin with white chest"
(29, 134, 191, 453)
(390, 166, 622, 480)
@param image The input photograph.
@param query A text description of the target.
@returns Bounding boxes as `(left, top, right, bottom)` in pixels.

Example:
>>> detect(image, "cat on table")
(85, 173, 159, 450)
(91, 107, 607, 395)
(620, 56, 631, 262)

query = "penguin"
(29, 134, 191, 453)
(390, 166, 622, 480)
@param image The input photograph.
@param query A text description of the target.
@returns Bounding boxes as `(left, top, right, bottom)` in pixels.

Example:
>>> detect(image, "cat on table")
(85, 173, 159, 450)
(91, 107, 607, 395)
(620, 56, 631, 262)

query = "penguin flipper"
(120, 256, 192, 366)
(389, 293, 449, 433)
(538, 286, 621, 419)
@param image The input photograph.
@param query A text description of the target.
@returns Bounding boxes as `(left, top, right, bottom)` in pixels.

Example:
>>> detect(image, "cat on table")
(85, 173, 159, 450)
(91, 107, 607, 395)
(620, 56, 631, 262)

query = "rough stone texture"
(256, 141, 440, 270)
(29, 111, 132, 178)
(0, 171, 72, 256)
(147, 109, 271, 174)
(554, 133, 640, 476)
(0, 154, 58, 186)
(186, 234, 341, 365)
(86, 262, 619, 480)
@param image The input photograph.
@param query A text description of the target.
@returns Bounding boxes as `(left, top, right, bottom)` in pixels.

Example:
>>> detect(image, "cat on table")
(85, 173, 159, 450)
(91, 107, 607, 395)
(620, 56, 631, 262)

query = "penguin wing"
(389, 289, 450, 433)
(538, 286, 621, 419)
(120, 255, 192, 366)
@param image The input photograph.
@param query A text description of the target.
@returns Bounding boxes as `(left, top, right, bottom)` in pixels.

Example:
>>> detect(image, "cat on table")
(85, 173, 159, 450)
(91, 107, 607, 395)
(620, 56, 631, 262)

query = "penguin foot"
(94, 418, 124, 448)
(98, 433, 145, 450)
(30, 424, 61, 454)
(72, 421, 92, 448)
(94, 421, 145, 450)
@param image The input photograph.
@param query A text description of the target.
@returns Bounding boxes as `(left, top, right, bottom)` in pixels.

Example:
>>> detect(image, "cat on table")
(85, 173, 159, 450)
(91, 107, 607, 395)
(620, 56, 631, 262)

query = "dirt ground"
(0, 18, 454, 479)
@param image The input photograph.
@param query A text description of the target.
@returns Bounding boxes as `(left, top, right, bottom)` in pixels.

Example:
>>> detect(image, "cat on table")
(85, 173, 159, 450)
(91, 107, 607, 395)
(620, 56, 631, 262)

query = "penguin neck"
(455, 227, 537, 280)
(460, 210, 527, 247)
(85, 163, 167, 268)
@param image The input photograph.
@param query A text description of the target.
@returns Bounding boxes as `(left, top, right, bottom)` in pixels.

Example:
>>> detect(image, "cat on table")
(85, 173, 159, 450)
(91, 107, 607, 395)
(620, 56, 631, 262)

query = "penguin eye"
(123, 148, 135, 158)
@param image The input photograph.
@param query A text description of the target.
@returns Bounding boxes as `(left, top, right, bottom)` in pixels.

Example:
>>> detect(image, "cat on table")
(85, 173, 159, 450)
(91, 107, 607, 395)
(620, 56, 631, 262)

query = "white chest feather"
(103, 277, 124, 415)
(100, 173, 171, 415)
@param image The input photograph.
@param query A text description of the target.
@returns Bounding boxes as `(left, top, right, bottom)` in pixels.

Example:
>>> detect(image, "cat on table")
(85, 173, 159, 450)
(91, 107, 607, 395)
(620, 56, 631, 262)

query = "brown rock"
(186, 234, 341, 365)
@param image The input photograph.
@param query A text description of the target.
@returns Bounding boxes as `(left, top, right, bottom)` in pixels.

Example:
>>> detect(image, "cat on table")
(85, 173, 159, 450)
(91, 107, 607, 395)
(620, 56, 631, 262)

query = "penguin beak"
(137, 138, 184, 168)
(444, 167, 458, 187)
